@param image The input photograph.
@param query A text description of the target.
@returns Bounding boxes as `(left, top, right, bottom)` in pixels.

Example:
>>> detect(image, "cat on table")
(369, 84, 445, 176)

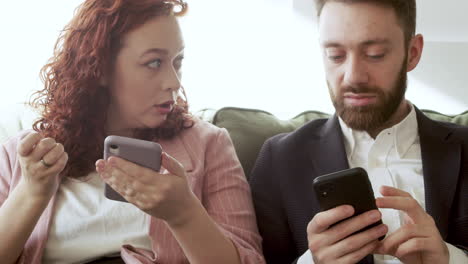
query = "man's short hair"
(314, 0, 416, 45)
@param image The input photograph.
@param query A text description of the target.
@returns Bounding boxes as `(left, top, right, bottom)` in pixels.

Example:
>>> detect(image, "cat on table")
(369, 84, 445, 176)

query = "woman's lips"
(153, 101, 174, 114)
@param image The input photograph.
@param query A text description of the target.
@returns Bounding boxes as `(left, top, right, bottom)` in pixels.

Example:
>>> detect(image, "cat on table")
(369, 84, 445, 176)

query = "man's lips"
(343, 93, 377, 106)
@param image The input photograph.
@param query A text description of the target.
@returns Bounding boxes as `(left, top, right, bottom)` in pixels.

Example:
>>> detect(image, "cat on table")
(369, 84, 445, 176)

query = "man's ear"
(407, 34, 424, 72)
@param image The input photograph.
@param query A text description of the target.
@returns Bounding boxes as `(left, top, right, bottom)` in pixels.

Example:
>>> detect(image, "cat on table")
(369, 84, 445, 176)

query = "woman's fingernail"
(108, 158, 116, 167)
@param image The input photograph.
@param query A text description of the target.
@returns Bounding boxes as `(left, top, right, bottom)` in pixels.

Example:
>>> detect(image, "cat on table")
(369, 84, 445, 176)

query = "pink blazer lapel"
(159, 135, 194, 173)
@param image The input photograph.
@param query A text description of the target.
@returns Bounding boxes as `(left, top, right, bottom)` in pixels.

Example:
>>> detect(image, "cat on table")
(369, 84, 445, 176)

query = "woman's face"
(105, 14, 185, 136)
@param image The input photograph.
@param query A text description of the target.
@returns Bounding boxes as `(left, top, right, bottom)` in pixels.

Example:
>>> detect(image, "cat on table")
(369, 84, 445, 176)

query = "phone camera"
(318, 183, 334, 198)
(109, 144, 120, 155)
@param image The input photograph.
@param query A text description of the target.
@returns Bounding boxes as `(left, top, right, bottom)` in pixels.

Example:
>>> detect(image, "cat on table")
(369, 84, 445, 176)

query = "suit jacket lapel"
(307, 115, 350, 177)
(416, 108, 461, 238)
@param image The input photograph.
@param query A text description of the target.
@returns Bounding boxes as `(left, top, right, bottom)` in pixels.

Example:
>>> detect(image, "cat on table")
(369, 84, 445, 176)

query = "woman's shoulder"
(183, 116, 227, 140)
(2, 130, 34, 153)
(0, 130, 32, 183)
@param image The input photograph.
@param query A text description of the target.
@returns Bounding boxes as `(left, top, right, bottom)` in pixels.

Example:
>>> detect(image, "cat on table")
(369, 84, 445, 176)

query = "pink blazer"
(0, 118, 265, 264)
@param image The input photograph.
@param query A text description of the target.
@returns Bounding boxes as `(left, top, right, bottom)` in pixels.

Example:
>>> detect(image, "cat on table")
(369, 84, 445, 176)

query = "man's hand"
(307, 205, 388, 264)
(375, 186, 449, 264)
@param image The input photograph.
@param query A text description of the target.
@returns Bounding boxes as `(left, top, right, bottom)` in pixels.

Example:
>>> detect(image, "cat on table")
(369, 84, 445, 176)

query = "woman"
(0, 0, 264, 263)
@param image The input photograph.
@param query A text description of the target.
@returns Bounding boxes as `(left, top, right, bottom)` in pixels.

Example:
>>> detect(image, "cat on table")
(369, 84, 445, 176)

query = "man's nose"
(343, 56, 369, 87)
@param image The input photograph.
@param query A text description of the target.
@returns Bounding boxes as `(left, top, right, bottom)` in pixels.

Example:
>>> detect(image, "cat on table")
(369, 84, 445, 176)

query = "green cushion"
(420, 109, 468, 125)
(212, 107, 329, 177)
(211, 107, 468, 177)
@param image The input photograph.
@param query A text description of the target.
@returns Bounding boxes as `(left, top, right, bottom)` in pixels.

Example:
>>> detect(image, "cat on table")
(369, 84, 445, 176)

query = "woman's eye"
(174, 58, 183, 70)
(147, 59, 162, 69)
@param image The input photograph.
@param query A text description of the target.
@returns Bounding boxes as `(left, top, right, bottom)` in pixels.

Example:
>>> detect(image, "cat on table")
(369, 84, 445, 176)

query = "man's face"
(318, 2, 409, 131)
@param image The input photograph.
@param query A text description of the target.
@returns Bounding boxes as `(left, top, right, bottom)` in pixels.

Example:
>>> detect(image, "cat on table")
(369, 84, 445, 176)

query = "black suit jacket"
(249, 108, 468, 264)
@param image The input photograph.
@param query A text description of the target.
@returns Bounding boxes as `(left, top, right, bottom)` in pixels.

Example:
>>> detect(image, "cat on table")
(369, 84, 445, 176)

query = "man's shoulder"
(265, 117, 331, 149)
(422, 117, 468, 142)
(448, 124, 468, 143)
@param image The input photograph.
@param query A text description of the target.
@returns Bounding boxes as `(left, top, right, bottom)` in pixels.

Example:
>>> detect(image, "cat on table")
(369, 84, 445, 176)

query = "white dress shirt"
(298, 104, 468, 264)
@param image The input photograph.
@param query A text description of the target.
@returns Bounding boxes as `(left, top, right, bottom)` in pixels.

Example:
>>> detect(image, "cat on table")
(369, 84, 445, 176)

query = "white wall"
(179, 0, 334, 118)
(0, 1, 82, 114)
(408, 42, 468, 114)
(292, 0, 468, 115)
(0, 0, 466, 124)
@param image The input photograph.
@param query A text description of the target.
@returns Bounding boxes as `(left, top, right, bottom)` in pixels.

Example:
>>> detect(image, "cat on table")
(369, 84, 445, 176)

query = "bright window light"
(0, 0, 466, 124)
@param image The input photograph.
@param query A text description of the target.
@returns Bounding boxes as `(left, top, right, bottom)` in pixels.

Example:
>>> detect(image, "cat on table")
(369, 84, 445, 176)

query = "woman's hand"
(17, 132, 68, 200)
(96, 152, 198, 226)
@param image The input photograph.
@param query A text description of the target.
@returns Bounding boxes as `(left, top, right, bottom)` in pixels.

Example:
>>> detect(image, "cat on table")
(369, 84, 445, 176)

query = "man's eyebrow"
(361, 38, 391, 46)
(321, 39, 391, 48)
(322, 42, 343, 48)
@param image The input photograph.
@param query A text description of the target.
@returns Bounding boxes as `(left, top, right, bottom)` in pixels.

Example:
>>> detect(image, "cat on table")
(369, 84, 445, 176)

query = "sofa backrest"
(0, 106, 38, 144)
(2, 106, 468, 179)
(210, 107, 468, 178)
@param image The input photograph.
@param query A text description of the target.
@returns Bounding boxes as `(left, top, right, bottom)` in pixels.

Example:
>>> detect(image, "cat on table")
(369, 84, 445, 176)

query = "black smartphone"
(312, 167, 385, 240)
(103, 135, 162, 203)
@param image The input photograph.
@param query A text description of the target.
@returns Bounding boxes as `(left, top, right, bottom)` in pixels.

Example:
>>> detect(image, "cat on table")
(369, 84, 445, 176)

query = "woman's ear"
(406, 34, 424, 72)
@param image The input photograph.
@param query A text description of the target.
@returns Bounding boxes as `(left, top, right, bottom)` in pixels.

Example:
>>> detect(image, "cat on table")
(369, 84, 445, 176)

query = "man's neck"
(367, 100, 411, 139)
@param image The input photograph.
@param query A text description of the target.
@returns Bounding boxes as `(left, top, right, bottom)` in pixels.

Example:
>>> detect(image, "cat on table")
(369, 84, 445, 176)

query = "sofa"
(200, 107, 468, 177)
(2, 106, 468, 178)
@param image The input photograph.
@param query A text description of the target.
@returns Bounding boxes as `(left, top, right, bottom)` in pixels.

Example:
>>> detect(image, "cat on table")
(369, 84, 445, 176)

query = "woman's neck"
(106, 105, 135, 138)
(106, 127, 134, 138)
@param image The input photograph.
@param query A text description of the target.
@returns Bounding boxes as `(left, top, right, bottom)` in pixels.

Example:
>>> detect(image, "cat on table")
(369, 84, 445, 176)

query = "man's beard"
(328, 60, 408, 132)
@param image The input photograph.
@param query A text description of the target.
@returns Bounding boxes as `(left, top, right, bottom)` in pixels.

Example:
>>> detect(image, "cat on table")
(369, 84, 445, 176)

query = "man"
(249, 0, 468, 263)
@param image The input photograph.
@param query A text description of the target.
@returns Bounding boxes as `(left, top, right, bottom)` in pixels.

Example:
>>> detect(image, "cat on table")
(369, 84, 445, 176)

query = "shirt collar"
(338, 103, 419, 159)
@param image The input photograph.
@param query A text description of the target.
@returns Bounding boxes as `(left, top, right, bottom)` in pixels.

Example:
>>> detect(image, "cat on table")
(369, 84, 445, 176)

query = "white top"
(298, 104, 467, 264)
(42, 172, 152, 264)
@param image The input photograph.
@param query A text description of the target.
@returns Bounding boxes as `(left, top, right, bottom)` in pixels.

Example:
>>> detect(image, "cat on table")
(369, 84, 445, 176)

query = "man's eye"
(147, 59, 162, 69)
(368, 54, 385, 60)
(328, 55, 344, 62)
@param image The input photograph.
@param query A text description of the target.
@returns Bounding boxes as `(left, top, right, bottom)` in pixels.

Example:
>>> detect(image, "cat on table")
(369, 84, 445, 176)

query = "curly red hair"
(30, 0, 192, 178)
